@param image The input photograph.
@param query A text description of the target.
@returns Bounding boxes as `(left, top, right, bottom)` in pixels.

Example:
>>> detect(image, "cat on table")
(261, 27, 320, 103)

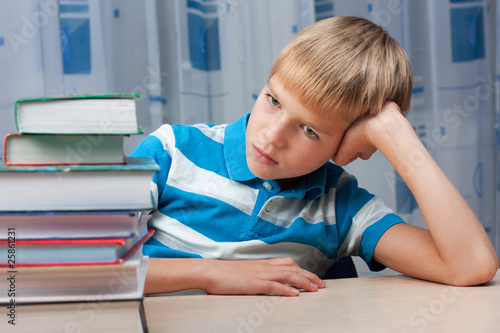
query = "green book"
(4, 132, 128, 165)
(0, 157, 159, 211)
(14, 93, 143, 135)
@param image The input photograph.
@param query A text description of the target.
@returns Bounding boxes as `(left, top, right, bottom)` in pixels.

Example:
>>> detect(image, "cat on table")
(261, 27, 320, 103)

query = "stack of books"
(0, 94, 159, 332)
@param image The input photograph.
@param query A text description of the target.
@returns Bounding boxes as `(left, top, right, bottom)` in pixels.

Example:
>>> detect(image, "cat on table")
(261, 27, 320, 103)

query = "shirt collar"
(304, 164, 327, 200)
(224, 112, 327, 199)
(224, 113, 255, 181)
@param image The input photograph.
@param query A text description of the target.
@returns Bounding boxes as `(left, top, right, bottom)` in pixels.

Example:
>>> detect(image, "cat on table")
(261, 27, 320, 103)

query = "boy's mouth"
(252, 145, 278, 165)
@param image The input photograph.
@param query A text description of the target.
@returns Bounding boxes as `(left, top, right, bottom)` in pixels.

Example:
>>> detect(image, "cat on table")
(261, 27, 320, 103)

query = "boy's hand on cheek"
(332, 101, 404, 167)
(332, 116, 377, 167)
(201, 257, 325, 296)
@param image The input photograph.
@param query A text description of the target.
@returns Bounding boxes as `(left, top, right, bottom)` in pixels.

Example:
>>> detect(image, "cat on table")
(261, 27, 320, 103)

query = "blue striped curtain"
(0, 0, 498, 257)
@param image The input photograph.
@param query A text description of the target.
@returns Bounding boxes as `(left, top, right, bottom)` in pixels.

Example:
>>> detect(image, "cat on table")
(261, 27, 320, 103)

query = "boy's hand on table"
(201, 257, 326, 296)
(332, 101, 403, 167)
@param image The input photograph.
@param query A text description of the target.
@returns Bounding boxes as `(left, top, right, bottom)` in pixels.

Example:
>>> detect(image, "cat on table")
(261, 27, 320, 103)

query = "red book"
(1, 229, 153, 267)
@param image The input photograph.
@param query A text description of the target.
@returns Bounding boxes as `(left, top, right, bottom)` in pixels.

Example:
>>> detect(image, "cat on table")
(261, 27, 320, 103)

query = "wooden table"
(144, 270, 500, 332)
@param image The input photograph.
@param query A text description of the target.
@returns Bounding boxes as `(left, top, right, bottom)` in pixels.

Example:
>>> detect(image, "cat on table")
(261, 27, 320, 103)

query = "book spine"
(0, 237, 127, 246)
(15, 93, 141, 103)
(3, 133, 18, 165)
(0, 230, 153, 267)
(14, 100, 21, 132)
(2, 133, 18, 164)
(2, 134, 7, 164)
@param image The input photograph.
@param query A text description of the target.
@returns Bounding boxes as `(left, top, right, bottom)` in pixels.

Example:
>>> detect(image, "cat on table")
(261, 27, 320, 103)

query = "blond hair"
(270, 16, 412, 127)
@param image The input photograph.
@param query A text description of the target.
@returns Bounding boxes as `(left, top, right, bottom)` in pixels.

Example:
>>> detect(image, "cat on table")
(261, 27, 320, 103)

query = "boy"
(131, 16, 498, 296)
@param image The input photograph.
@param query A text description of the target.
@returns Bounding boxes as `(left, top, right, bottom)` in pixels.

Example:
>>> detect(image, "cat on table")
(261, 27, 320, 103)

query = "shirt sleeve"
(334, 172, 405, 271)
(129, 126, 176, 257)
(142, 237, 203, 259)
(129, 128, 173, 210)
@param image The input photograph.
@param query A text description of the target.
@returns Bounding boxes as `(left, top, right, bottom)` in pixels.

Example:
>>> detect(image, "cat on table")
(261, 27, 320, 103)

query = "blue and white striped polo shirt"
(130, 113, 404, 276)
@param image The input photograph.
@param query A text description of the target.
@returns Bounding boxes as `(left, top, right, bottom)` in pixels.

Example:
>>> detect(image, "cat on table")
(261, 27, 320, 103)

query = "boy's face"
(246, 76, 346, 187)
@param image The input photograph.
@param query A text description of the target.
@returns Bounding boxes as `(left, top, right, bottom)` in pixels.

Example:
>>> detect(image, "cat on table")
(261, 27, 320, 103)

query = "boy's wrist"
(189, 259, 213, 291)
(369, 108, 432, 180)
(367, 104, 413, 151)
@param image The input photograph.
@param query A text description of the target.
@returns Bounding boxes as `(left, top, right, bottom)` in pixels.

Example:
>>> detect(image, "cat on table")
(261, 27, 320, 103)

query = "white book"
(0, 157, 159, 211)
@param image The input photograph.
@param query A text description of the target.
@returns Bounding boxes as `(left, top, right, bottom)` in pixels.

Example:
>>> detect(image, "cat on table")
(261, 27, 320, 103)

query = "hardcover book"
(14, 93, 143, 134)
(0, 210, 148, 240)
(4, 132, 127, 165)
(0, 300, 148, 333)
(0, 157, 159, 211)
(0, 229, 153, 265)
(1, 93, 152, 332)
(0, 250, 148, 303)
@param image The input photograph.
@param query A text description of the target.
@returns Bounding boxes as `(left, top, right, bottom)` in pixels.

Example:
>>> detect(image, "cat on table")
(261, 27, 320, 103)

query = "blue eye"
(268, 95, 280, 106)
(302, 125, 318, 139)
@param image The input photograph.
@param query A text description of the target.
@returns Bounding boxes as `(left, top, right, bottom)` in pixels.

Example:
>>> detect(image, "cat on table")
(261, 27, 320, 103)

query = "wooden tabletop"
(144, 270, 500, 332)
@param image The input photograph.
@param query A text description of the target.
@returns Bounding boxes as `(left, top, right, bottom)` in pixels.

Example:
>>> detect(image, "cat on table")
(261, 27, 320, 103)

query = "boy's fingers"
(256, 273, 319, 296)
(334, 147, 377, 166)
(266, 267, 324, 293)
(289, 268, 325, 289)
(203, 258, 326, 296)
(269, 256, 299, 267)
(277, 273, 320, 292)
(255, 280, 301, 296)
(267, 257, 325, 289)
(332, 151, 355, 166)
(359, 147, 377, 160)
(332, 140, 361, 166)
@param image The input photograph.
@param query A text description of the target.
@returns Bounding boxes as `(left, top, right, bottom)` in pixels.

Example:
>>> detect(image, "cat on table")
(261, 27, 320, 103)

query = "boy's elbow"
(448, 253, 499, 287)
(478, 253, 500, 284)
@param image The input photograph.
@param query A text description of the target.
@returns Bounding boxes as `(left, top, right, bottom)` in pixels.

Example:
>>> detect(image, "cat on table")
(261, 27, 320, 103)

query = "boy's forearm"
(145, 258, 207, 295)
(372, 109, 498, 284)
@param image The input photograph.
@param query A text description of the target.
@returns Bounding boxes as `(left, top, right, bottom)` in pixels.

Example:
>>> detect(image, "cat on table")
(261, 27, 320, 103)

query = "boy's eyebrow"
(303, 116, 335, 137)
(267, 82, 279, 100)
(309, 120, 332, 136)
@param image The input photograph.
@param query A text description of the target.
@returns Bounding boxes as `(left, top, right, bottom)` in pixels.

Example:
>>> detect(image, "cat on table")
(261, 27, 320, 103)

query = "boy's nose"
(264, 115, 287, 148)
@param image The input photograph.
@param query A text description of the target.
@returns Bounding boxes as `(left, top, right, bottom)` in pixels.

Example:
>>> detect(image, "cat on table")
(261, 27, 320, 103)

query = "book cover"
(0, 157, 160, 211)
(0, 251, 149, 304)
(0, 229, 153, 265)
(4, 132, 127, 165)
(0, 300, 148, 332)
(14, 93, 143, 135)
(15, 93, 141, 103)
(0, 210, 148, 240)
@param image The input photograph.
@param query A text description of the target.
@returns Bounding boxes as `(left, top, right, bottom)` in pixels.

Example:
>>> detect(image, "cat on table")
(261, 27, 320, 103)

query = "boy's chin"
(248, 165, 302, 185)
(248, 167, 272, 180)
(247, 163, 278, 181)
